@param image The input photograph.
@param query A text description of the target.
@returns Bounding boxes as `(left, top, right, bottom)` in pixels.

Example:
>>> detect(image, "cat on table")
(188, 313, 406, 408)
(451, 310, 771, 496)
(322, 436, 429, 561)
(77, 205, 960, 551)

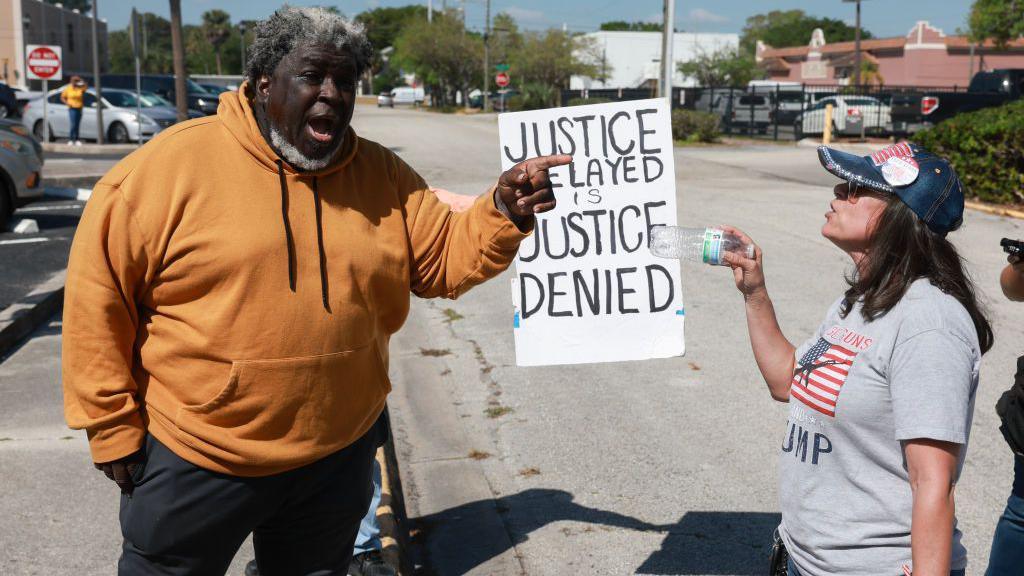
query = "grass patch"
(485, 406, 514, 419)
(420, 348, 452, 357)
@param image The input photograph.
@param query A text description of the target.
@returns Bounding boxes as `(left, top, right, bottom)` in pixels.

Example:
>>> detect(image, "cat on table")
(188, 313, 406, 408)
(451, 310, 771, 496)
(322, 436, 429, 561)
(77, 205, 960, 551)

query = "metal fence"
(562, 84, 967, 141)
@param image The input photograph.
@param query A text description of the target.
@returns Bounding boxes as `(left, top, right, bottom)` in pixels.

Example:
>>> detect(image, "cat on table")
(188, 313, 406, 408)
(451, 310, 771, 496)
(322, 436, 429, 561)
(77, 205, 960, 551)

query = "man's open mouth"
(306, 116, 337, 143)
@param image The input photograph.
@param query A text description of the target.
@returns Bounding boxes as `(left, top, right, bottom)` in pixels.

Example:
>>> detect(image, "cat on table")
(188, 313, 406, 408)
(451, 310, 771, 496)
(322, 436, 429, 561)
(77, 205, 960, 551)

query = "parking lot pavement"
(1, 148, 127, 312)
(0, 197, 82, 312)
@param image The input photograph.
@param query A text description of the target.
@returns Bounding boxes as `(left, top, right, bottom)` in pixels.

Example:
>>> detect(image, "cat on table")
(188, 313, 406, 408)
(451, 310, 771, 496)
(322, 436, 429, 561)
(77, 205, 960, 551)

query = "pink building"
(756, 21, 1024, 87)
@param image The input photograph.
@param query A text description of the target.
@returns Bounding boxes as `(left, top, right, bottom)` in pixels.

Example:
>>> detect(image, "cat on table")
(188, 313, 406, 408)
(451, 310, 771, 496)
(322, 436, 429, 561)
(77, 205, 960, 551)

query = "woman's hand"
(720, 225, 766, 301)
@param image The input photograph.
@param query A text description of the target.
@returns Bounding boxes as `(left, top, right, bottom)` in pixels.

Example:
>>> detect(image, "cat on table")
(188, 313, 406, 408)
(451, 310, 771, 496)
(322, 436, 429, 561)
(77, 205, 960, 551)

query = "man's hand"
(494, 154, 573, 228)
(95, 451, 145, 496)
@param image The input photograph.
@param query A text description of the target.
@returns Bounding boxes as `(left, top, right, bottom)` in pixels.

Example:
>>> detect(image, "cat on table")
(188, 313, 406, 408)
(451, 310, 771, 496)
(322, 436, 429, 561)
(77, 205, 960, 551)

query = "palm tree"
(169, 0, 188, 122)
(202, 10, 232, 76)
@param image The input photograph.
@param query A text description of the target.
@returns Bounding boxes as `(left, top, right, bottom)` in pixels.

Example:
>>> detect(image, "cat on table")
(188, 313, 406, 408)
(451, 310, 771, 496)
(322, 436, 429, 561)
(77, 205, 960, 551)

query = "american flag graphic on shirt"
(790, 338, 857, 417)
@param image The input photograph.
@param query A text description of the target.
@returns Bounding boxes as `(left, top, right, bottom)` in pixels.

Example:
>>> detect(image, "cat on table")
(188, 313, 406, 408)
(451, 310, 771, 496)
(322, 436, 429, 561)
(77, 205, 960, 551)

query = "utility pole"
(239, 22, 247, 73)
(483, 0, 491, 112)
(91, 0, 104, 143)
(853, 0, 861, 86)
(428, 0, 432, 23)
(660, 0, 675, 100)
(170, 0, 188, 122)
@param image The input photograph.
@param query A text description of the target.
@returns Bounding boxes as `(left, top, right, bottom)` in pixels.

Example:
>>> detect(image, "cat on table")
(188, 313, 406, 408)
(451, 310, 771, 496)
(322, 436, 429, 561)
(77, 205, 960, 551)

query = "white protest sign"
(499, 98, 684, 366)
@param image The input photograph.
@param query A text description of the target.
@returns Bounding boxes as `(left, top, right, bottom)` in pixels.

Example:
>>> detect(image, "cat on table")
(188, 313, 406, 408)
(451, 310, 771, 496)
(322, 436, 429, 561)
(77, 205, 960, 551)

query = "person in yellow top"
(60, 75, 87, 146)
(62, 6, 569, 574)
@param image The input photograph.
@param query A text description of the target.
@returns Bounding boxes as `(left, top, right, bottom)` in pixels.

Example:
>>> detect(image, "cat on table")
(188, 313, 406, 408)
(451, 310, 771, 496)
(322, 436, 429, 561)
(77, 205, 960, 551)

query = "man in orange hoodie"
(62, 7, 569, 574)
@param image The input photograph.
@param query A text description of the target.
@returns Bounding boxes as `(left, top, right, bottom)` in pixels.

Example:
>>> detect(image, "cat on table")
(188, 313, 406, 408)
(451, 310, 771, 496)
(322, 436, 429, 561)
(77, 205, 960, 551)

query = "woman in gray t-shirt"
(722, 143, 993, 575)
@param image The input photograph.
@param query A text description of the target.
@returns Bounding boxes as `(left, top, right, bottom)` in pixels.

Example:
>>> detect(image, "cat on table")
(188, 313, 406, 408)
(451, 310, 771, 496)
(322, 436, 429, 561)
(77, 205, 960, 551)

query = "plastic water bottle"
(649, 226, 755, 266)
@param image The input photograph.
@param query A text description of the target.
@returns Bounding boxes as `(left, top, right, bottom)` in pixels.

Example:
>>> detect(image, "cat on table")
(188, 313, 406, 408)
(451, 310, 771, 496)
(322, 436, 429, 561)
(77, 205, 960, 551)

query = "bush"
(566, 97, 613, 107)
(912, 99, 1024, 205)
(671, 109, 720, 143)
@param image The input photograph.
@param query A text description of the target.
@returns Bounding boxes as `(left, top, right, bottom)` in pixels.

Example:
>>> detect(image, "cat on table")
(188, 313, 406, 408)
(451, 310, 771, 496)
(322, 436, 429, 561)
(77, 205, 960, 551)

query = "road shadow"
(411, 488, 778, 576)
(635, 510, 781, 575)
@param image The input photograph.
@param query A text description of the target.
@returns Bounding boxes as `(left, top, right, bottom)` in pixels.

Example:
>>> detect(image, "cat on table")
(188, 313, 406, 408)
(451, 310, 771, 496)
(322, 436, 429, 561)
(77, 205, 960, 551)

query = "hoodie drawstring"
(277, 160, 297, 293)
(312, 176, 330, 312)
(276, 160, 330, 312)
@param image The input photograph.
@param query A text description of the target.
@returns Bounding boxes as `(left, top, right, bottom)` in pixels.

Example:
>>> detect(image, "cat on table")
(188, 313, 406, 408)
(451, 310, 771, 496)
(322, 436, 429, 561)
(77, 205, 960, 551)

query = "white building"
(571, 31, 739, 90)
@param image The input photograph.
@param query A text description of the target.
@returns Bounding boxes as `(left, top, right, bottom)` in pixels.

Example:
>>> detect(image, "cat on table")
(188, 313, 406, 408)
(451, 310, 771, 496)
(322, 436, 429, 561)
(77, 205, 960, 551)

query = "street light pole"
(91, 0, 104, 144)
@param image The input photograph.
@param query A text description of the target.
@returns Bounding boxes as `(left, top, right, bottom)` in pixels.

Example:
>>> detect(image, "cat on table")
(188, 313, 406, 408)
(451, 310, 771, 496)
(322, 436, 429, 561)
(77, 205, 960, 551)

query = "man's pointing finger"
(526, 154, 573, 173)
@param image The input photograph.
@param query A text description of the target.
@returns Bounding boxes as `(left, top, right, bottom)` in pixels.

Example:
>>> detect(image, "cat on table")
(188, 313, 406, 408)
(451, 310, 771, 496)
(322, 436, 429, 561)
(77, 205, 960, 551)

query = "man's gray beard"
(270, 126, 339, 172)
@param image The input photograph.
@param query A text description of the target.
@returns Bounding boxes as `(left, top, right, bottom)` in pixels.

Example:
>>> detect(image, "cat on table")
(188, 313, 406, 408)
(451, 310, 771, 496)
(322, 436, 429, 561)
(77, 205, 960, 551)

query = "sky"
(104, 0, 973, 40)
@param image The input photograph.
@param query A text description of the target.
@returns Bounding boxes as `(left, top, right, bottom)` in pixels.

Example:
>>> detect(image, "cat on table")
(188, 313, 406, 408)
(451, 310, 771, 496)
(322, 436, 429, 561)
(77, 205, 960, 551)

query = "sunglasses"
(834, 180, 885, 200)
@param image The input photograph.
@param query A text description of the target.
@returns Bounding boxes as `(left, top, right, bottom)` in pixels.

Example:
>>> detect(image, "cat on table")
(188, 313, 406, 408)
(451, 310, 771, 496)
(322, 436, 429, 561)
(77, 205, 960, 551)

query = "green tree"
(968, 0, 1024, 48)
(600, 20, 662, 32)
(392, 9, 482, 107)
(202, 9, 232, 76)
(740, 9, 871, 55)
(109, 12, 175, 74)
(678, 47, 759, 86)
(45, 0, 90, 12)
(355, 5, 428, 61)
(511, 29, 605, 105)
(490, 12, 522, 67)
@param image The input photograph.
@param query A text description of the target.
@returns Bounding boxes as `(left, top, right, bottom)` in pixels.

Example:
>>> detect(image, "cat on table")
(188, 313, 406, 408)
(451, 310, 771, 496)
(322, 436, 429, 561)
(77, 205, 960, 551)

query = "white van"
(390, 86, 424, 106)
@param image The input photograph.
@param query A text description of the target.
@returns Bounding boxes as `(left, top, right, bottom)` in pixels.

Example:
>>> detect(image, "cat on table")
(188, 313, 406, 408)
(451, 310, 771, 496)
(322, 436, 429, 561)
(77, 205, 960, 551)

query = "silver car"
(0, 120, 43, 230)
(21, 87, 171, 144)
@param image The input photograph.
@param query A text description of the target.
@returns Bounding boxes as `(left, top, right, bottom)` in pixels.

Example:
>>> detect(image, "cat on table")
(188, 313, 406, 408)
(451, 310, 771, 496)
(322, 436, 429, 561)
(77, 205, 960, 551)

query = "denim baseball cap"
(817, 142, 965, 235)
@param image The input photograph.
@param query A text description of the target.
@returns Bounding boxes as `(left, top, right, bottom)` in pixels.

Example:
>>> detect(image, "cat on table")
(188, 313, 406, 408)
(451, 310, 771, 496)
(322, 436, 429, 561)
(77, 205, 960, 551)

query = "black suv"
(90, 75, 219, 115)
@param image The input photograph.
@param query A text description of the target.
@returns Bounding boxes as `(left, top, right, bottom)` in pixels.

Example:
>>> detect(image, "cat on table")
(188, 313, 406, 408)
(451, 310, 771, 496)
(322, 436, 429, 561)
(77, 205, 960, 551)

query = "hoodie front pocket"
(173, 342, 390, 462)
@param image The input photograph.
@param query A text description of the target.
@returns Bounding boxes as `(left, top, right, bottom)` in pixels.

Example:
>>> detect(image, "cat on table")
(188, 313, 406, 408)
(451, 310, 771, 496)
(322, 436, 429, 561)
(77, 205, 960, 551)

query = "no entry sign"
(495, 72, 510, 88)
(26, 45, 62, 81)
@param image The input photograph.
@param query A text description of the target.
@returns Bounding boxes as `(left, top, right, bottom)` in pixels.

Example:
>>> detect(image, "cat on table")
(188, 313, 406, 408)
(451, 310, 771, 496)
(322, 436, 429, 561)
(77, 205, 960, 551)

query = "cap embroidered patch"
(881, 156, 919, 187)
(871, 142, 914, 166)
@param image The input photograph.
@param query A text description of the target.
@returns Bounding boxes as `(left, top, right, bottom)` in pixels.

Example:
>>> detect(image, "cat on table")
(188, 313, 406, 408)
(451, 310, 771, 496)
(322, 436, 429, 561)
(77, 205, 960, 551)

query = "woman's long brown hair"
(839, 195, 993, 354)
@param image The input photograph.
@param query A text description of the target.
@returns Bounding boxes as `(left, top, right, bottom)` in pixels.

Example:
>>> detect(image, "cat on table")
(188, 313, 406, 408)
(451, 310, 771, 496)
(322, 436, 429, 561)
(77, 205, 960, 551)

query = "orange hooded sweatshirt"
(62, 89, 529, 476)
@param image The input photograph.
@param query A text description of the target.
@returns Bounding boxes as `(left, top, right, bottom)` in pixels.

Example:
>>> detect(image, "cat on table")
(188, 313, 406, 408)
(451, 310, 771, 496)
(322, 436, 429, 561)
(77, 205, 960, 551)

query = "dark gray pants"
(118, 417, 384, 575)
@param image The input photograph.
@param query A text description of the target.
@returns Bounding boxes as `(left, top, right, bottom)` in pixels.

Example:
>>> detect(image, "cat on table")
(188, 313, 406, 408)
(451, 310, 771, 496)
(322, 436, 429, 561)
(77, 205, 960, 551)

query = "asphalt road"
(2, 105, 1023, 575)
(351, 105, 1024, 575)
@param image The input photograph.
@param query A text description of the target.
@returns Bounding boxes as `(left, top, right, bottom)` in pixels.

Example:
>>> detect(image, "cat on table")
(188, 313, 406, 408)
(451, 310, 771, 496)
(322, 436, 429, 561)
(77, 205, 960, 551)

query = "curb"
(965, 200, 1024, 221)
(378, 427, 414, 575)
(0, 269, 65, 359)
(42, 142, 140, 155)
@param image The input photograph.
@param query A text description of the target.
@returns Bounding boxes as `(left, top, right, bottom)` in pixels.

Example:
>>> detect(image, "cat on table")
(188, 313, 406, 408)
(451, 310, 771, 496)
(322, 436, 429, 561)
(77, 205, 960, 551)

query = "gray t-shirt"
(779, 279, 980, 575)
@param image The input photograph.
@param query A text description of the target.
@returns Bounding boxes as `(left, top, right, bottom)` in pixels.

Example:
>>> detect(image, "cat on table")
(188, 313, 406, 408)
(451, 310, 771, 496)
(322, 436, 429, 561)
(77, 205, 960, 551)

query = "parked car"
(0, 121, 43, 230)
(390, 86, 424, 106)
(377, 91, 394, 107)
(22, 87, 168, 143)
(198, 83, 231, 95)
(93, 75, 219, 115)
(794, 95, 891, 138)
(727, 94, 772, 134)
(890, 69, 1024, 136)
(0, 83, 18, 119)
(100, 89, 205, 130)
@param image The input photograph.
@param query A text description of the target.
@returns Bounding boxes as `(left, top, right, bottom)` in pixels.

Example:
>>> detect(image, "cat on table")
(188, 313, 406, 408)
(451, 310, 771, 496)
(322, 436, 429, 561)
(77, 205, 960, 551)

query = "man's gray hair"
(246, 6, 372, 82)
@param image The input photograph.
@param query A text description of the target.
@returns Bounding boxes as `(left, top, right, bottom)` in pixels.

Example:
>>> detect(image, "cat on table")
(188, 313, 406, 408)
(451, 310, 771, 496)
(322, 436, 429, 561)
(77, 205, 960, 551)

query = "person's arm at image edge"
(721, 226, 795, 401)
(1000, 255, 1024, 301)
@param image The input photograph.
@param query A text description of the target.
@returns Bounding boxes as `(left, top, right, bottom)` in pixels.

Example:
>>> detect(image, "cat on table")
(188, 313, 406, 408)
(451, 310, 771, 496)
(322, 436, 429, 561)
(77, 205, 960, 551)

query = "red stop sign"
(27, 46, 61, 80)
(495, 72, 510, 88)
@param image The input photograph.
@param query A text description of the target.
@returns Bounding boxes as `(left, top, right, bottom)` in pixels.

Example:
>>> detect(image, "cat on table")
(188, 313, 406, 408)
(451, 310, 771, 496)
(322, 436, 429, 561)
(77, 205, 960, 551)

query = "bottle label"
(702, 228, 724, 265)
